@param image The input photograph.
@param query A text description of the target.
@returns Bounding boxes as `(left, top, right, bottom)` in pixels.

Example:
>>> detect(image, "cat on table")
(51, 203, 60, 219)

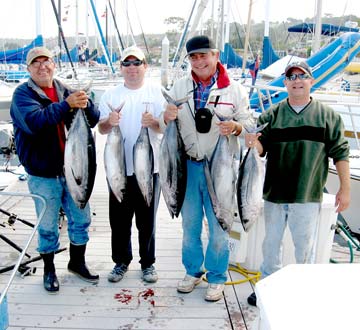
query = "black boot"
(67, 243, 99, 284)
(41, 252, 59, 294)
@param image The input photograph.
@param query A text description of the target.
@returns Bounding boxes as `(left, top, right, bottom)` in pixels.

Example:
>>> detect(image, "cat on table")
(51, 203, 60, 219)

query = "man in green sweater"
(246, 61, 350, 306)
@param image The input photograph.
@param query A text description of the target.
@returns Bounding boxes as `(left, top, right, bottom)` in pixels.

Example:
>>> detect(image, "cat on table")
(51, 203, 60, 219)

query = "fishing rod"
(50, 0, 78, 80)
(107, 0, 125, 51)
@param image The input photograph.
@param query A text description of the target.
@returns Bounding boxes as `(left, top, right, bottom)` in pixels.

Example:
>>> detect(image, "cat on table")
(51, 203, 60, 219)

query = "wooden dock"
(0, 132, 358, 330)
(0, 133, 260, 330)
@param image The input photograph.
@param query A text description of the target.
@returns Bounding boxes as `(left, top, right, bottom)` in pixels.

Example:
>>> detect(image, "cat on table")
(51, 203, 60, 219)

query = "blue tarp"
(288, 23, 359, 36)
(96, 52, 119, 65)
(0, 35, 44, 64)
(261, 36, 280, 69)
(220, 43, 253, 69)
(60, 46, 79, 62)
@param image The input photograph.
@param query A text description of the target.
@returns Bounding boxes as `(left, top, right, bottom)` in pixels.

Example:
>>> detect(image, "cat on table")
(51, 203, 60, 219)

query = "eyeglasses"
(285, 73, 312, 81)
(30, 60, 53, 68)
(121, 60, 143, 67)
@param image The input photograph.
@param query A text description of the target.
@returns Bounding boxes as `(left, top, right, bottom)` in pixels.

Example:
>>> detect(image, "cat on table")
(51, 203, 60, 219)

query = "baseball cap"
(186, 36, 216, 56)
(284, 61, 313, 77)
(26, 47, 53, 66)
(121, 46, 145, 61)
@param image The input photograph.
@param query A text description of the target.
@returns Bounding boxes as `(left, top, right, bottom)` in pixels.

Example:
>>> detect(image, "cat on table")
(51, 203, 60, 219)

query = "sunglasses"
(30, 60, 53, 68)
(121, 60, 143, 67)
(285, 73, 311, 81)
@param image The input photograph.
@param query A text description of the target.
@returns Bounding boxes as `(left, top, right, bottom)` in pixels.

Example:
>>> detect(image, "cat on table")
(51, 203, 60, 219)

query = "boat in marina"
(0, 81, 15, 122)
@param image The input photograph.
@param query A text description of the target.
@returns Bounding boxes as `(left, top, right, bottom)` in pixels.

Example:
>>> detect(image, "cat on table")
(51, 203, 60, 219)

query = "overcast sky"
(0, 0, 358, 40)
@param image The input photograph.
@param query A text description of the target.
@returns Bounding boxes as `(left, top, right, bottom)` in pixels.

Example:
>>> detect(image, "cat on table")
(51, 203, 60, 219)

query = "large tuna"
(133, 126, 154, 207)
(237, 123, 268, 232)
(159, 89, 189, 218)
(64, 109, 97, 209)
(104, 102, 127, 203)
(205, 134, 237, 232)
(159, 119, 187, 218)
(237, 147, 264, 232)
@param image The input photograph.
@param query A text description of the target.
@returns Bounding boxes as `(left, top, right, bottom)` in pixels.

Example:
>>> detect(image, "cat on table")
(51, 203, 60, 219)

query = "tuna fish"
(159, 119, 187, 218)
(104, 102, 127, 203)
(237, 123, 268, 232)
(133, 126, 154, 207)
(205, 135, 237, 232)
(64, 109, 97, 209)
(159, 89, 190, 218)
(237, 147, 265, 232)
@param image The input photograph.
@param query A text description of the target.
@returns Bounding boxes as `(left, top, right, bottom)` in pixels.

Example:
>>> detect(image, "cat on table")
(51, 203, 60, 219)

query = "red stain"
(140, 288, 154, 300)
(114, 288, 155, 306)
(114, 289, 133, 304)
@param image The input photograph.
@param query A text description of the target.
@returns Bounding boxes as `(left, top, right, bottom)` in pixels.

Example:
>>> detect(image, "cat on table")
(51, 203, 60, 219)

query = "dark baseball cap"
(186, 36, 216, 56)
(284, 61, 313, 77)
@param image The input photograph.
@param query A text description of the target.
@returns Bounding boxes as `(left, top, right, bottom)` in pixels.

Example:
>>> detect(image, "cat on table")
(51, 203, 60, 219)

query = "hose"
(330, 221, 359, 263)
(226, 263, 261, 285)
(202, 264, 261, 286)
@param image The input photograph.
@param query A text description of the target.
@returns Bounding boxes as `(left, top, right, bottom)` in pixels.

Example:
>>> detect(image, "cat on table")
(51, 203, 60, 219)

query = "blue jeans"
(181, 160, 229, 284)
(27, 174, 91, 254)
(260, 201, 320, 278)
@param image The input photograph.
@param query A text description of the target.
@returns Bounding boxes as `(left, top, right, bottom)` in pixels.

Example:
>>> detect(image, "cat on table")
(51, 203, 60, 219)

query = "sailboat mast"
(89, 0, 115, 74)
(312, 0, 322, 54)
(50, 0, 78, 79)
(35, 0, 41, 37)
(75, 0, 79, 46)
(242, 0, 253, 75)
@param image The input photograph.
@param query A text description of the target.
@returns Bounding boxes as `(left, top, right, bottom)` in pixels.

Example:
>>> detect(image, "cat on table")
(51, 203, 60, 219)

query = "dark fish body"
(104, 124, 127, 203)
(237, 147, 264, 232)
(64, 109, 97, 209)
(133, 127, 154, 206)
(205, 135, 236, 232)
(159, 120, 187, 218)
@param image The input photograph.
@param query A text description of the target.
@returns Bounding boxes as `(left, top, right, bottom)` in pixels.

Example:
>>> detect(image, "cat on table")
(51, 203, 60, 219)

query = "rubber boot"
(41, 252, 59, 294)
(67, 243, 99, 284)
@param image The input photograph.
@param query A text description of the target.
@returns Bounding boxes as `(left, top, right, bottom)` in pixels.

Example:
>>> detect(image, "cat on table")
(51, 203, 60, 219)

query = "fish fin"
(161, 88, 190, 107)
(107, 101, 125, 113)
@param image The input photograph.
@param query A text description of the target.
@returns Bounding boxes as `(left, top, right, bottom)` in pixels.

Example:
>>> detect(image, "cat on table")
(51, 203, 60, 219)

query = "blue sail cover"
(220, 43, 253, 69)
(60, 46, 79, 62)
(261, 36, 280, 69)
(96, 52, 119, 64)
(288, 23, 359, 36)
(0, 35, 44, 64)
(250, 32, 360, 112)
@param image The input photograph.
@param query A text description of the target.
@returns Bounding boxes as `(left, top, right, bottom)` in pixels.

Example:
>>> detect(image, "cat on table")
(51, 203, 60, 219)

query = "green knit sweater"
(258, 98, 349, 203)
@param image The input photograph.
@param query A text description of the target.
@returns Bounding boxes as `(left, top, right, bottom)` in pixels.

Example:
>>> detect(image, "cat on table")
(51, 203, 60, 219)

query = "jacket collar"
(191, 62, 230, 89)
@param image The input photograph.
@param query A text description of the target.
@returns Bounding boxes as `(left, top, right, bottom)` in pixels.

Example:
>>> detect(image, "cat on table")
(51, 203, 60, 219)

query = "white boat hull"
(326, 150, 360, 234)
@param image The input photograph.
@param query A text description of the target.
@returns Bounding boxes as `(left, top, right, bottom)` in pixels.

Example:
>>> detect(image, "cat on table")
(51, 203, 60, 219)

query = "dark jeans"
(109, 174, 160, 269)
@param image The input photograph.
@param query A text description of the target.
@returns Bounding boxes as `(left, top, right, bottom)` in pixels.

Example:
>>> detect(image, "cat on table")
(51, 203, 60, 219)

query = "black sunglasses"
(285, 73, 311, 81)
(121, 60, 143, 67)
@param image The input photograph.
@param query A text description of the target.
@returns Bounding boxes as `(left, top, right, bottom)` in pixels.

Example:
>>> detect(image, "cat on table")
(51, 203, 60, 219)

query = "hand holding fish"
(107, 101, 125, 127)
(217, 120, 240, 136)
(108, 111, 121, 126)
(66, 91, 89, 109)
(163, 103, 179, 123)
(245, 132, 261, 148)
(141, 112, 155, 128)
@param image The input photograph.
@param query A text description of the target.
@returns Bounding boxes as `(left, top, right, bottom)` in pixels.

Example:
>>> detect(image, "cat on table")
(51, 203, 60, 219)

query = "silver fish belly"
(104, 125, 127, 203)
(237, 147, 264, 232)
(133, 127, 154, 207)
(64, 109, 97, 209)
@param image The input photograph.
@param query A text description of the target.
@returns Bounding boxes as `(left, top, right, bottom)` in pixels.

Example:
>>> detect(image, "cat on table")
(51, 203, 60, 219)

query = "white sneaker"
(205, 284, 225, 301)
(177, 274, 203, 293)
(142, 265, 158, 283)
